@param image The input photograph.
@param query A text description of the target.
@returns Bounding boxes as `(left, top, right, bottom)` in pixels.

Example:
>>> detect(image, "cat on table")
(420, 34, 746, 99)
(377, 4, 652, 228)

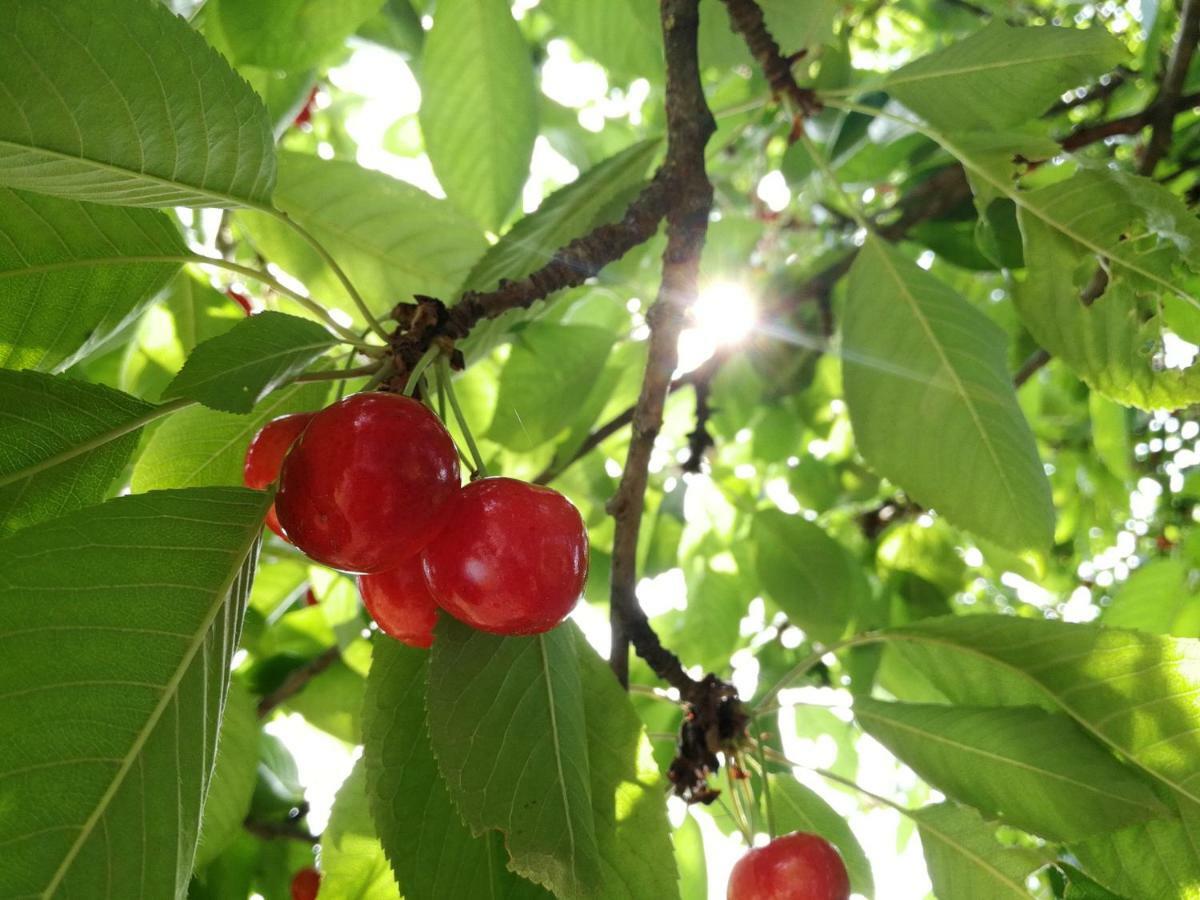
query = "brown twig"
(718, 0, 821, 117)
(1013, 348, 1052, 387)
(1059, 91, 1200, 153)
(1140, 0, 1200, 175)
(607, 0, 717, 694)
(256, 646, 339, 718)
(681, 374, 715, 474)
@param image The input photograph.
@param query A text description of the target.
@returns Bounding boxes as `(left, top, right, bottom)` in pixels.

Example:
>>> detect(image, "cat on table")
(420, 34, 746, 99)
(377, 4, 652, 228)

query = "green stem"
(754, 635, 873, 714)
(797, 130, 871, 231)
(291, 364, 380, 383)
(723, 781, 755, 845)
(403, 345, 442, 398)
(266, 210, 391, 342)
(363, 358, 396, 391)
(761, 745, 903, 813)
(0, 397, 195, 490)
(439, 357, 487, 477)
(753, 715, 778, 839)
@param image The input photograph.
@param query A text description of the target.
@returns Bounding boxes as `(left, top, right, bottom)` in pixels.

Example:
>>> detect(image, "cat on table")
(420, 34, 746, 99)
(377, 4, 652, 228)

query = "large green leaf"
(240, 153, 486, 320)
(885, 22, 1125, 132)
(855, 699, 1167, 841)
(1101, 559, 1200, 638)
(842, 236, 1053, 551)
(163, 311, 337, 413)
(420, 0, 538, 230)
(0, 370, 155, 536)
(487, 323, 616, 451)
(1072, 798, 1200, 899)
(880, 616, 1200, 810)
(0, 487, 268, 898)
(194, 682, 259, 869)
(320, 760, 402, 900)
(426, 619, 602, 898)
(120, 272, 245, 402)
(0, 189, 185, 371)
(0, 0, 275, 207)
(571, 628, 680, 900)
(751, 509, 866, 642)
(363, 640, 551, 900)
(771, 778, 874, 897)
(541, 0, 661, 80)
(131, 381, 330, 492)
(1011, 169, 1200, 410)
(914, 803, 1050, 899)
(214, 0, 384, 70)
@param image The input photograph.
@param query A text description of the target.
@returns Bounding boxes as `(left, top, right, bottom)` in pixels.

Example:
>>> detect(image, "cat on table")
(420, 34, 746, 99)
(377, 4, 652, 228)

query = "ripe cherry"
(226, 288, 254, 315)
(290, 866, 320, 900)
(275, 392, 460, 574)
(422, 477, 587, 635)
(359, 555, 439, 648)
(243, 412, 315, 540)
(727, 832, 850, 900)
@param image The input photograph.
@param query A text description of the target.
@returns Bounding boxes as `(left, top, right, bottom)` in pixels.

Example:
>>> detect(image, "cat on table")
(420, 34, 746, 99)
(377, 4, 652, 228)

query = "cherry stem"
(439, 357, 487, 477)
(725, 766, 755, 843)
(753, 714, 777, 839)
(291, 364, 379, 383)
(266, 209, 391, 342)
(403, 344, 442, 398)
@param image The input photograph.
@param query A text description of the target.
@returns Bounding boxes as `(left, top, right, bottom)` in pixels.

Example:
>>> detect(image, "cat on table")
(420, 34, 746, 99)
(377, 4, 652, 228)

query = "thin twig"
(257, 646, 339, 718)
(607, 0, 717, 692)
(1140, 0, 1200, 174)
(718, 0, 820, 116)
(1013, 348, 1052, 387)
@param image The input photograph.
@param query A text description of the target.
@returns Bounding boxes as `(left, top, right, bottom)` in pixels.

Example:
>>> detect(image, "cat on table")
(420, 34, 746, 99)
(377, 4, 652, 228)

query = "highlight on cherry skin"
(242, 412, 315, 540)
(423, 476, 589, 636)
(358, 554, 439, 649)
(274, 392, 461, 574)
(727, 832, 851, 900)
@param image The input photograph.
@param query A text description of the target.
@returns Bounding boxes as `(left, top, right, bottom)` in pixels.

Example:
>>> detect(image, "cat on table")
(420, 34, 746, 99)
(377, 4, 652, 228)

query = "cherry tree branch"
(256, 645, 339, 718)
(1140, 0, 1200, 175)
(607, 0, 717, 694)
(718, 0, 820, 116)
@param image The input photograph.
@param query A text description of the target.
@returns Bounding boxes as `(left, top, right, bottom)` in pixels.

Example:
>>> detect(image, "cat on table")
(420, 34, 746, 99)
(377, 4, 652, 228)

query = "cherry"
(727, 832, 850, 900)
(422, 477, 587, 635)
(293, 86, 319, 129)
(290, 866, 320, 900)
(275, 392, 460, 574)
(226, 288, 254, 315)
(243, 412, 315, 540)
(359, 555, 439, 648)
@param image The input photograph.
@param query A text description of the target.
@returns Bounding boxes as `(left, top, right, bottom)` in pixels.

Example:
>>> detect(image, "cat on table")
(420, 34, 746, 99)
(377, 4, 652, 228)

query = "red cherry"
(243, 413, 315, 540)
(303, 587, 319, 607)
(275, 392, 460, 574)
(293, 86, 319, 129)
(727, 833, 850, 900)
(359, 555, 439, 648)
(422, 477, 588, 635)
(290, 866, 320, 900)
(226, 288, 254, 315)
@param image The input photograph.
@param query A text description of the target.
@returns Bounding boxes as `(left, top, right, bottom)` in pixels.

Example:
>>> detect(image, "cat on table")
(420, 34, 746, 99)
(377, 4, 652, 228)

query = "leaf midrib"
(917, 813, 1031, 897)
(39, 513, 261, 897)
(537, 633, 580, 892)
(887, 44, 1113, 90)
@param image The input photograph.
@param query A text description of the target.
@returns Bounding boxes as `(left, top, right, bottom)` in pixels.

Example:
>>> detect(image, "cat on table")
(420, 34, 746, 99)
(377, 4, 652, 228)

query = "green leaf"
(881, 615, 1200, 810)
(320, 760, 401, 900)
(885, 22, 1126, 132)
(195, 682, 259, 869)
(119, 272, 245, 402)
(1089, 393, 1133, 481)
(1010, 169, 1200, 410)
(0, 370, 155, 536)
(214, 0, 384, 70)
(571, 627, 680, 900)
(0, 0, 275, 207)
(540, 0, 661, 82)
(487, 323, 616, 451)
(771, 777, 874, 897)
(1101, 560, 1200, 638)
(427, 619, 602, 898)
(673, 815, 706, 900)
(131, 381, 330, 492)
(751, 509, 866, 642)
(420, 0, 538, 230)
(0, 487, 268, 897)
(1072, 797, 1200, 899)
(842, 235, 1053, 551)
(914, 802, 1050, 899)
(855, 699, 1167, 841)
(0, 189, 185, 371)
(364, 640, 551, 900)
(240, 153, 485, 319)
(163, 311, 336, 413)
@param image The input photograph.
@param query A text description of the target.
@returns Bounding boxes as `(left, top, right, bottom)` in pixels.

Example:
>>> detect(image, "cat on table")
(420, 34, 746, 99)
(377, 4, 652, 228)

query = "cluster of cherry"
(244, 391, 588, 647)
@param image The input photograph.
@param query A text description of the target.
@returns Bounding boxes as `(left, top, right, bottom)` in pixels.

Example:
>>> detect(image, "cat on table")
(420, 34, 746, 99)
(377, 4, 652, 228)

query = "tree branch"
(256, 646, 339, 718)
(718, 0, 820, 116)
(607, 0, 717, 694)
(1140, 0, 1200, 175)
